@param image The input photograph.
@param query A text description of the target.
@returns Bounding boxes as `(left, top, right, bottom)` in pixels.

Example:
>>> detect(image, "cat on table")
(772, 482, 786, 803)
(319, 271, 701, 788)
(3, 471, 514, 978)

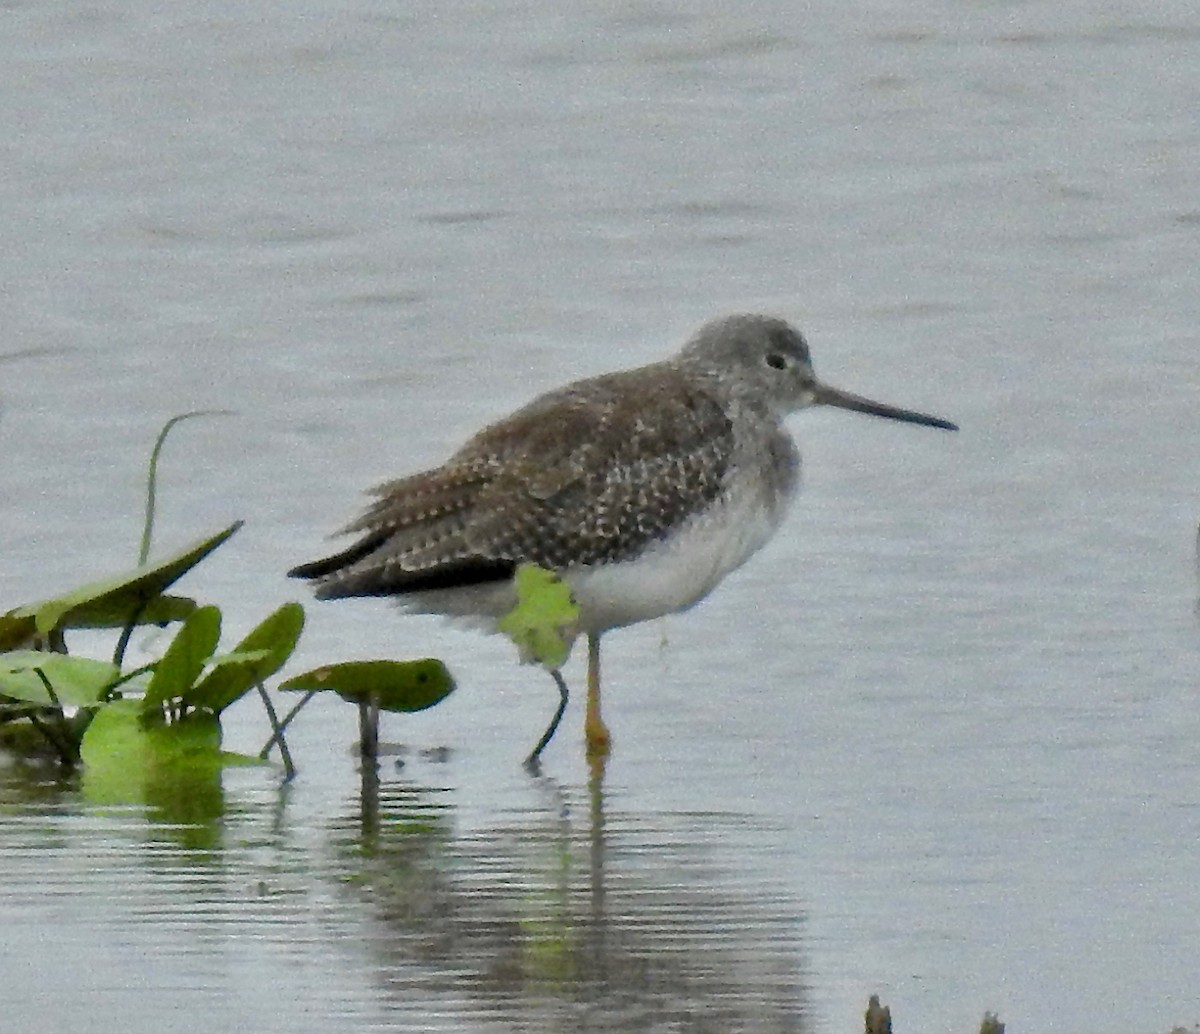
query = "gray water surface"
(3, 2, 1199, 1031)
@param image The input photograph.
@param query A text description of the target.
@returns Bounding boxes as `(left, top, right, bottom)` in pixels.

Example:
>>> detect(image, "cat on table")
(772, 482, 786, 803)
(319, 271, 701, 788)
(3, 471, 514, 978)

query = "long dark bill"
(813, 383, 958, 431)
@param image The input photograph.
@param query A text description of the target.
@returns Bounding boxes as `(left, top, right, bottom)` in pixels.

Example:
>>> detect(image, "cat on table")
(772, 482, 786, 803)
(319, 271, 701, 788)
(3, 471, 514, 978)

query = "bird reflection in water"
(338, 755, 808, 1032)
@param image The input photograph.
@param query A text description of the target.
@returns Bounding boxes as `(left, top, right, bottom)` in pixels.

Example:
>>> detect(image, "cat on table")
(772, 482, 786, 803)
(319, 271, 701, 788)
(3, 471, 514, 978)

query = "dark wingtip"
(288, 532, 389, 583)
(323, 558, 516, 598)
(288, 558, 334, 581)
(289, 551, 517, 600)
(387, 559, 516, 594)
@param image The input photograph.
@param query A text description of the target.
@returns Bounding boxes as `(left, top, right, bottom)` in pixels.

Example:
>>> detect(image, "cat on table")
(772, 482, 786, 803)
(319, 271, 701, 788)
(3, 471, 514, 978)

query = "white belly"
(566, 490, 788, 633)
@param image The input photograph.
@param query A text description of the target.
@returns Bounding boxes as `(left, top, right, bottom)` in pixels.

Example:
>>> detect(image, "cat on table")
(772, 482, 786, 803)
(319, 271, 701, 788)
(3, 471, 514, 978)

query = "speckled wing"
(288, 364, 735, 599)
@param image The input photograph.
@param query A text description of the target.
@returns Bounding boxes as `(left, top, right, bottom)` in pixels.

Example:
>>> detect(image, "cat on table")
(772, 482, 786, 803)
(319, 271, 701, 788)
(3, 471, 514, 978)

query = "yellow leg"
(583, 633, 611, 757)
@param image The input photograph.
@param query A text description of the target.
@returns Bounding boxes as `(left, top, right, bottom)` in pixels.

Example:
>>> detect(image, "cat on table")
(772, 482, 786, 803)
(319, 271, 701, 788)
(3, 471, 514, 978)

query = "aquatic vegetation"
(0, 417, 456, 790)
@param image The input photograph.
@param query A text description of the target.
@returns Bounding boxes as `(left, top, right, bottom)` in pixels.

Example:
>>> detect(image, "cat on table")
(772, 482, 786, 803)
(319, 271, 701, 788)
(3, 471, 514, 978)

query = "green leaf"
(80, 699, 259, 813)
(81, 699, 216, 771)
(0, 652, 119, 707)
(63, 594, 198, 630)
(0, 613, 36, 651)
(279, 659, 455, 713)
(199, 647, 273, 673)
(184, 602, 305, 714)
(10, 523, 241, 635)
(498, 564, 580, 671)
(0, 599, 193, 649)
(141, 605, 222, 716)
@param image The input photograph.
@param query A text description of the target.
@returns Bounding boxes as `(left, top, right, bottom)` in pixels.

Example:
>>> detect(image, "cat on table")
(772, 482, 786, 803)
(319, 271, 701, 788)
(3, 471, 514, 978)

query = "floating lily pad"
(279, 658, 455, 712)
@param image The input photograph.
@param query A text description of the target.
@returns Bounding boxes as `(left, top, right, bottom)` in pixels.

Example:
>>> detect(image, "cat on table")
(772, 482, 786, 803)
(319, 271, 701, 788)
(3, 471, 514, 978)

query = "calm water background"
(3, 1, 1199, 1031)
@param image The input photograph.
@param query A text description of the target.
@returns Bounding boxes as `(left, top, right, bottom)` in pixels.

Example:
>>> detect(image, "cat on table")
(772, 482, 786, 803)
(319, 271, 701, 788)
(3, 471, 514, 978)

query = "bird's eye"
(765, 353, 788, 370)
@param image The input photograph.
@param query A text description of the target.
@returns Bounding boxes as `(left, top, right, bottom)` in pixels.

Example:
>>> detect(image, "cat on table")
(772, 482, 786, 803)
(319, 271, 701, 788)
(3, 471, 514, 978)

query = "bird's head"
(680, 313, 957, 431)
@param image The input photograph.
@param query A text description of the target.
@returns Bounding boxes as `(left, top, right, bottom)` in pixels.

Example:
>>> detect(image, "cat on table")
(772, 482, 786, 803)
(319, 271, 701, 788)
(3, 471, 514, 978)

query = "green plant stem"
(258, 690, 317, 759)
(112, 596, 152, 670)
(254, 683, 296, 781)
(139, 410, 232, 565)
(358, 697, 379, 761)
(33, 668, 61, 710)
(107, 661, 156, 693)
(32, 668, 80, 764)
(26, 712, 78, 766)
(25, 673, 79, 767)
